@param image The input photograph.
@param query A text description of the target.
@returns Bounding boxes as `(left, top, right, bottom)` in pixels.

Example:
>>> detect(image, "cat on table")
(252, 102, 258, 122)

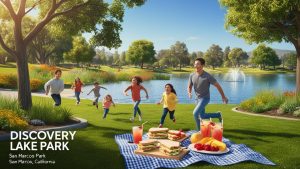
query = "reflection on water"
(79, 73, 296, 104)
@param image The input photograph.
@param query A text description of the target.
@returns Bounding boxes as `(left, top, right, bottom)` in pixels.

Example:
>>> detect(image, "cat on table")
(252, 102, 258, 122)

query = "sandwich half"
(148, 127, 169, 139)
(138, 139, 159, 152)
(168, 130, 186, 141)
(159, 139, 182, 156)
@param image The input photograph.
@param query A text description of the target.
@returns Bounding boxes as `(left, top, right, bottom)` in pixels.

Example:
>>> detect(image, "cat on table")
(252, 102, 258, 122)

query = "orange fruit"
(190, 132, 203, 143)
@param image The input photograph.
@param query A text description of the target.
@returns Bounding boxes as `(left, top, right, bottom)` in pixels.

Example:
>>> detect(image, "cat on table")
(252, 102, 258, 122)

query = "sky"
(94, 0, 295, 53)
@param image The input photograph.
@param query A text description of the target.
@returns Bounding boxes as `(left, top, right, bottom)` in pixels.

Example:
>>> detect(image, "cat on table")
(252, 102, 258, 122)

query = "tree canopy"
(126, 40, 156, 68)
(251, 44, 281, 69)
(204, 44, 223, 69)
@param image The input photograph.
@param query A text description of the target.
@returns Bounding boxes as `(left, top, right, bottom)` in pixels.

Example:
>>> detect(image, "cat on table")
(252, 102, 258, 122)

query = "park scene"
(0, 0, 300, 169)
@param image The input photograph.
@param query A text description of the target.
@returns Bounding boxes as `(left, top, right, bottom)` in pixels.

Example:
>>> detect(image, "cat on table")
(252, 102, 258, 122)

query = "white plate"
(188, 143, 230, 155)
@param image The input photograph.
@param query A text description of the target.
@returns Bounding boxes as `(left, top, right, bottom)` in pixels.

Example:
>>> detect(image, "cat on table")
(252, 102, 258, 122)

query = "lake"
(81, 72, 296, 104)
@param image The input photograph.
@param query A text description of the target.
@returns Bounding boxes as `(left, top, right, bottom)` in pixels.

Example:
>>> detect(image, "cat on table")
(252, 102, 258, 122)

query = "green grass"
(1, 96, 300, 169)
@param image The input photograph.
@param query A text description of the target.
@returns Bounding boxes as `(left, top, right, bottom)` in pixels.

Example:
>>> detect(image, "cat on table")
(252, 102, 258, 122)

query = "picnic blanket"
(115, 130, 275, 169)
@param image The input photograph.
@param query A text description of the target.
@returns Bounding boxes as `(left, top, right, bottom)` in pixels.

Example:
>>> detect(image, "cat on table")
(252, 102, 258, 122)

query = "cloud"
(186, 36, 200, 41)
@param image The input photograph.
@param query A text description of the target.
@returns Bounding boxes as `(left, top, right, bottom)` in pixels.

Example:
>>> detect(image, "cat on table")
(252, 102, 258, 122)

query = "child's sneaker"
(129, 117, 134, 122)
(76, 101, 79, 105)
(173, 118, 176, 123)
(96, 105, 99, 109)
(138, 115, 142, 122)
(158, 124, 163, 128)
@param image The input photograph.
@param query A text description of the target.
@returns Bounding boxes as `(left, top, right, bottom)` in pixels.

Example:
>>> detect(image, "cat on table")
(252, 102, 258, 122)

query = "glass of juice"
(200, 119, 212, 138)
(211, 122, 223, 142)
(132, 126, 143, 144)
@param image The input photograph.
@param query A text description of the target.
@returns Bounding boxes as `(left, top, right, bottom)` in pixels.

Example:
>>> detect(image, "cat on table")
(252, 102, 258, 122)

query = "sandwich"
(168, 130, 186, 141)
(137, 139, 159, 152)
(148, 128, 169, 139)
(159, 139, 182, 156)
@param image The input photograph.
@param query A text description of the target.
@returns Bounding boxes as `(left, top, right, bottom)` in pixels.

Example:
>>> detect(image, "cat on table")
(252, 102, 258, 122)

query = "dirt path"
(0, 88, 76, 99)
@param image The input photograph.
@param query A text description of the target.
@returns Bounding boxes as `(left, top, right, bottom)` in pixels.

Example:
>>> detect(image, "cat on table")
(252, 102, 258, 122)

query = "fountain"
(223, 68, 246, 82)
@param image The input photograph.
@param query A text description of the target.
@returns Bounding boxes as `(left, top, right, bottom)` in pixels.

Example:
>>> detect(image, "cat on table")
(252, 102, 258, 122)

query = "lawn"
(1, 96, 300, 169)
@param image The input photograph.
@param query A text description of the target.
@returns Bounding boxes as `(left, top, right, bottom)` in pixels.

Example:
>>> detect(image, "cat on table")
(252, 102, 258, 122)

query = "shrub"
(30, 79, 43, 91)
(293, 109, 300, 117)
(28, 101, 72, 124)
(0, 74, 17, 89)
(0, 109, 28, 131)
(0, 96, 72, 124)
(279, 98, 299, 114)
(152, 73, 170, 80)
(0, 96, 25, 117)
(239, 90, 283, 113)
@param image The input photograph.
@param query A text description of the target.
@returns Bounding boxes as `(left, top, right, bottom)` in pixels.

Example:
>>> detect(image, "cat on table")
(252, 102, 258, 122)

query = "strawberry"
(204, 145, 211, 151)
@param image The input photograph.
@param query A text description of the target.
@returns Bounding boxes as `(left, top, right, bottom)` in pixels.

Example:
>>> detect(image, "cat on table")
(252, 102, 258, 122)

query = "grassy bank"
(0, 96, 300, 169)
(0, 64, 170, 90)
(169, 67, 295, 74)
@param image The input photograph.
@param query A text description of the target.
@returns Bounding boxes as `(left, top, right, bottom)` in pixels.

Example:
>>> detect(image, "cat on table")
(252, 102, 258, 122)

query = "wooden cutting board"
(134, 148, 189, 160)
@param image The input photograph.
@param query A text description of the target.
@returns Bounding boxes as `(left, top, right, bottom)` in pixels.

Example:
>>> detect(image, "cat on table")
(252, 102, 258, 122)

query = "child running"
(157, 84, 178, 128)
(71, 77, 84, 105)
(44, 69, 64, 106)
(87, 82, 107, 109)
(102, 94, 115, 119)
(123, 76, 149, 122)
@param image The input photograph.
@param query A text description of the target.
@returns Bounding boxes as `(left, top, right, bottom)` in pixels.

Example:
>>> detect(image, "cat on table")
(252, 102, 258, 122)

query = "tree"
(228, 48, 248, 67)
(126, 40, 156, 69)
(120, 51, 126, 65)
(189, 52, 197, 65)
(157, 49, 171, 60)
(170, 41, 189, 70)
(282, 52, 297, 69)
(94, 48, 107, 65)
(0, 0, 145, 109)
(157, 49, 174, 67)
(64, 36, 95, 67)
(220, 0, 300, 92)
(113, 51, 120, 65)
(29, 25, 73, 64)
(223, 46, 231, 67)
(251, 44, 280, 70)
(204, 44, 223, 69)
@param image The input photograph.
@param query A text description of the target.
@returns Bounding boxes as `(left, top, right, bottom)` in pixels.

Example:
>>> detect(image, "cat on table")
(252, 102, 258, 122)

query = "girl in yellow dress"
(157, 84, 178, 128)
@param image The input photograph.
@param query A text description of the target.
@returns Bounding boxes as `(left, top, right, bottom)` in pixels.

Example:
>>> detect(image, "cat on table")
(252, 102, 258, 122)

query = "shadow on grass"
(112, 118, 134, 123)
(110, 112, 131, 116)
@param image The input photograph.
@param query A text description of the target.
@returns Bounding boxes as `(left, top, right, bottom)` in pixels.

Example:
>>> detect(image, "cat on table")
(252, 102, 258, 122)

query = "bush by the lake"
(0, 109, 28, 131)
(64, 68, 170, 85)
(240, 91, 284, 113)
(279, 98, 300, 114)
(293, 109, 300, 117)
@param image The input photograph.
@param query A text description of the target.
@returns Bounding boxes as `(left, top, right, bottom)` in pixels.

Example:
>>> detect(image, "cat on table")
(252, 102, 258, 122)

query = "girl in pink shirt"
(123, 76, 149, 122)
(102, 94, 115, 119)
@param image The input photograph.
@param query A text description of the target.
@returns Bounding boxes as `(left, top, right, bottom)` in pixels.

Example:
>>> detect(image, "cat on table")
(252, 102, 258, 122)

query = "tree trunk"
(140, 62, 143, 69)
(296, 53, 300, 93)
(16, 51, 32, 110)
